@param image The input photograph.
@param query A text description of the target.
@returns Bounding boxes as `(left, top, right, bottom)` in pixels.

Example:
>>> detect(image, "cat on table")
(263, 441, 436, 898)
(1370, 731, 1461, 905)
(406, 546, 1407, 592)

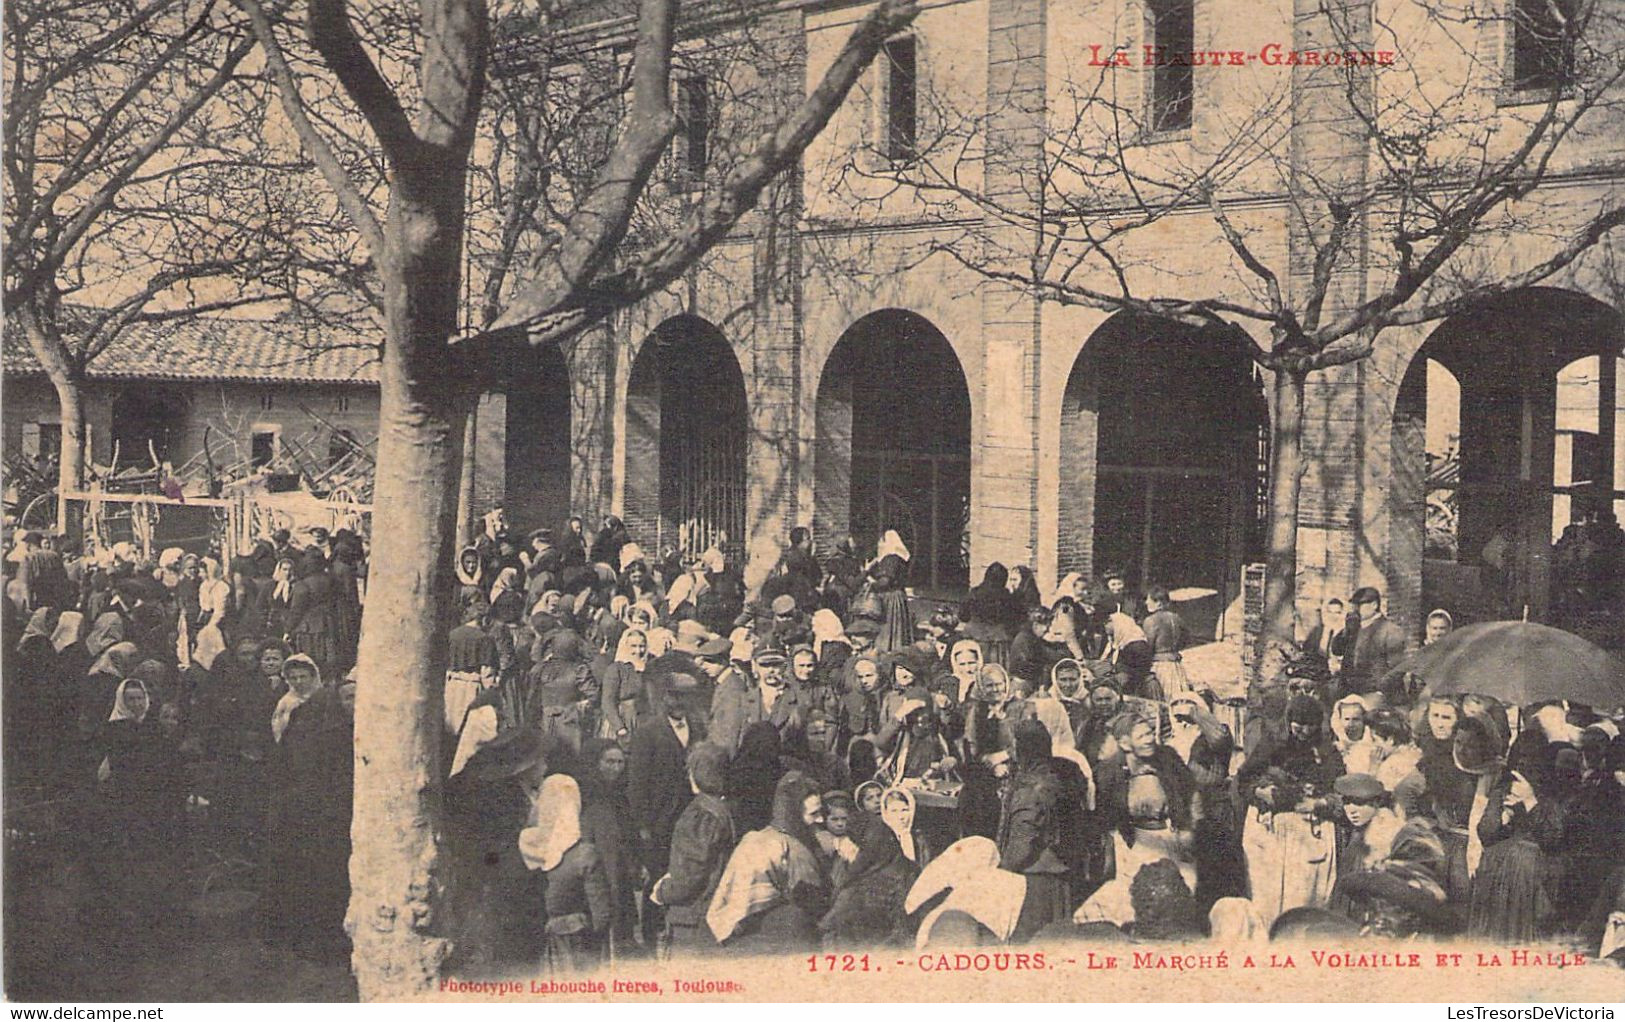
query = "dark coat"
(658, 792, 737, 927)
(262, 687, 353, 942)
(625, 717, 695, 873)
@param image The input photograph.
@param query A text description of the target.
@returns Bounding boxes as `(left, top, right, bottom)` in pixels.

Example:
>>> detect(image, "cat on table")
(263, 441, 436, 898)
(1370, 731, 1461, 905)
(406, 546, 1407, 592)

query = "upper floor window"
(1147, 0, 1194, 132)
(883, 36, 918, 160)
(1511, 0, 1576, 92)
(677, 76, 710, 185)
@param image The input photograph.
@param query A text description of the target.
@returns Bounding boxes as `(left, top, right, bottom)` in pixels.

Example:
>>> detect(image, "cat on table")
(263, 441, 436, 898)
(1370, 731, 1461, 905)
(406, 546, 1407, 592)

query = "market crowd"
(3, 511, 1624, 975)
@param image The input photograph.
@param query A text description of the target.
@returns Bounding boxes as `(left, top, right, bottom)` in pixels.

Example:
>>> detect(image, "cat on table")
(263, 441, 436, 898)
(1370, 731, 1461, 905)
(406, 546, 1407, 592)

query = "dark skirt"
(1468, 838, 1553, 942)
(1012, 873, 1073, 941)
(875, 591, 913, 654)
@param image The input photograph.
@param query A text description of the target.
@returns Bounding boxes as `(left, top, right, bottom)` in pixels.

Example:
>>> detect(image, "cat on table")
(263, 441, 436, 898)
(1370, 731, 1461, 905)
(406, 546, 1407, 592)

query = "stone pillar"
(972, 0, 1047, 582)
(1288, 0, 1377, 633)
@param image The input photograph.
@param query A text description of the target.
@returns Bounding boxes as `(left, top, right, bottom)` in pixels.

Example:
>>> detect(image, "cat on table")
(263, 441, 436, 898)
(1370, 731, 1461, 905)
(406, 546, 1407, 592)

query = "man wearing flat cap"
(1342, 586, 1409, 703)
(705, 639, 802, 756)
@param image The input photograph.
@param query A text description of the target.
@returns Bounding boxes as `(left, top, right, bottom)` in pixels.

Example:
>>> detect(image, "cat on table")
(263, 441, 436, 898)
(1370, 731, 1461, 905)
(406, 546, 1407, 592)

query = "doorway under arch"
(1389, 287, 1623, 643)
(815, 310, 971, 592)
(1059, 313, 1269, 626)
(624, 316, 749, 561)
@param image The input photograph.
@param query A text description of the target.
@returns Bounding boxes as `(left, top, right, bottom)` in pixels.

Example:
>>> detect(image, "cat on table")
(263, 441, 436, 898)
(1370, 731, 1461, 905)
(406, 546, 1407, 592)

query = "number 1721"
(806, 954, 873, 972)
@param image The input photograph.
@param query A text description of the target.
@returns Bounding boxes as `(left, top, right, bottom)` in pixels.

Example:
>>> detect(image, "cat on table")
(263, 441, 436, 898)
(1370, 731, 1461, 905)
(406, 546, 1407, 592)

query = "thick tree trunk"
(1261, 365, 1307, 653)
(346, 184, 471, 1000)
(454, 404, 478, 550)
(50, 371, 88, 531)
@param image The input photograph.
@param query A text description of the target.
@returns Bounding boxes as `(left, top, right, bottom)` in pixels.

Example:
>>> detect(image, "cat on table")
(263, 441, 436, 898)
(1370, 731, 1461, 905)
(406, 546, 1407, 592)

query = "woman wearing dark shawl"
(285, 548, 342, 675)
(728, 721, 787, 833)
(577, 739, 643, 958)
(707, 771, 829, 952)
(960, 563, 1020, 668)
(261, 654, 353, 958)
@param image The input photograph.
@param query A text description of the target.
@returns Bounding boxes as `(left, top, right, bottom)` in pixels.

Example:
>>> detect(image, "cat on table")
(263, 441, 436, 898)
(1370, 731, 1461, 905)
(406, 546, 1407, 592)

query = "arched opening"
(624, 316, 748, 561)
(504, 343, 572, 536)
(111, 385, 188, 467)
(1390, 288, 1623, 645)
(1059, 313, 1268, 632)
(815, 310, 971, 593)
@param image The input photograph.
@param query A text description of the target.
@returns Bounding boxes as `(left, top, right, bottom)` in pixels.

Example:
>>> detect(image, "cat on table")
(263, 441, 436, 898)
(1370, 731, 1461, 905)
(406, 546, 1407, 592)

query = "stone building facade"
(469, 0, 1624, 644)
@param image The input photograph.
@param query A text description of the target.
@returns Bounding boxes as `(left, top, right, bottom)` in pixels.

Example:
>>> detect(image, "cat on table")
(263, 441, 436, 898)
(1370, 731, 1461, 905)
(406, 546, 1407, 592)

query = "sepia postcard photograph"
(2, 0, 1623, 1007)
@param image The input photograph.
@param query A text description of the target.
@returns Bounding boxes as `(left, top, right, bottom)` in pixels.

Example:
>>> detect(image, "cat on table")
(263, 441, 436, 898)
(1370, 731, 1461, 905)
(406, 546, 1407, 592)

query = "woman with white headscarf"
(818, 786, 925, 947)
(865, 530, 912, 654)
(262, 653, 353, 956)
(192, 556, 233, 671)
(599, 628, 649, 744)
(89, 678, 183, 928)
(520, 774, 610, 971)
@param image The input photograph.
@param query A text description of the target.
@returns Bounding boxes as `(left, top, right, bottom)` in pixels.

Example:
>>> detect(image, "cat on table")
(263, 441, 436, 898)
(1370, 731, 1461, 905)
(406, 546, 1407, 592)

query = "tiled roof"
(2, 315, 381, 386)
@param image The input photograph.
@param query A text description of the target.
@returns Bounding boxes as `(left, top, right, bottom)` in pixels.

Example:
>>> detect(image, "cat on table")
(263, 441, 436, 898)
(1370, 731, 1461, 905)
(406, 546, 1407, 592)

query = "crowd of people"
(4, 510, 1624, 977)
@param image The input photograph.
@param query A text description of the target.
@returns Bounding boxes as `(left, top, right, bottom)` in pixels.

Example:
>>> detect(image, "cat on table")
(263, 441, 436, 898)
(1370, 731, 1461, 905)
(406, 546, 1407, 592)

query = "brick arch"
(813, 309, 973, 591)
(1057, 311, 1268, 631)
(1385, 286, 1624, 638)
(623, 315, 751, 562)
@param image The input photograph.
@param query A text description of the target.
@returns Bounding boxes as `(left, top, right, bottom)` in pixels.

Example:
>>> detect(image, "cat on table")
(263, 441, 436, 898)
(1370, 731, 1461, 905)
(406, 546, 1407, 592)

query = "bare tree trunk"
(1261, 365, 1306, 653)
(455, 404, 478, 550)
(346, 183, 470, 1000)
(50, 370, 88, 531)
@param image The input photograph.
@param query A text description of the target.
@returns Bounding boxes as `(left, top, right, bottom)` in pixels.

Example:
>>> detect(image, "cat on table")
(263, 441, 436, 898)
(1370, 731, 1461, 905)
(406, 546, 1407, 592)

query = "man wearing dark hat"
(627, 672, 703, 947)
(706, 640, 800, 757)
(845, 615, 880, 656)
(1342, 586, 1408, 702)
(766, 593, 811, 650)
(524, 527, 561, 598)
(1331, 774, 1400, 884)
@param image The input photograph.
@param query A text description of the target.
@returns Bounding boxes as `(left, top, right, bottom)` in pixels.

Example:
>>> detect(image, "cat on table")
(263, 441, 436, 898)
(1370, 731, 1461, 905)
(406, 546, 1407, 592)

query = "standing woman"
(520, 774, 611, 972)
(577, 740, 642, 959)
(961, 563, 1019, 668)
(261, 555, 297, 642)
(285, 549, 340, 676)
(865, 530, 913, 654)
(707, 772, 830, 952)
(1140, 586, 1193, 702)
(262, 654, 353, 958)
(192, 556, 233, 673)
(599, 628, 650, 745)
(328, 533, 364, 674)
(91, 679, 184, 928)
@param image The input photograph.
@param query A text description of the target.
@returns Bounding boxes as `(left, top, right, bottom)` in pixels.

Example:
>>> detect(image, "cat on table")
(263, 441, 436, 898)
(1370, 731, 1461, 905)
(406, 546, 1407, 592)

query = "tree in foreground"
(236, 0, 916, 996)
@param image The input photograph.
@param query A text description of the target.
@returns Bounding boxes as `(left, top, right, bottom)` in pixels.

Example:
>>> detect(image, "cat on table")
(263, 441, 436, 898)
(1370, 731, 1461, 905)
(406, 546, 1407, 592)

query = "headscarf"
(700, 547, 726, 574)
(1208, 898, 1266, 943)
(455, 546, 483, 588)
(489, 567, 521, 606)
(90, 641, 142, 679)
(618, 543, 647, 573)
(270, 654, 323, 743)
(880, 786, 918, 863)
(518, 773, 583, 872)
(707, 771, 826, 942)
(1032, 692, 1095, 808)
(158, 547, 185, 571)
(108, 679, 150, 722)
(21, 607, 56, 645)
(50, 610, 84, 653)
(949, 638, 985, 702)
(613, 628, 649, 672)
(271, 557, 295, 602)
(875, 530, 911, 563)
(1107, 611, 1147, 654)
(811, 609, 848, 659)
(83, 612, 127, 659)
(1050, 572, 1084, 609)
(905, 836, 1026, 948)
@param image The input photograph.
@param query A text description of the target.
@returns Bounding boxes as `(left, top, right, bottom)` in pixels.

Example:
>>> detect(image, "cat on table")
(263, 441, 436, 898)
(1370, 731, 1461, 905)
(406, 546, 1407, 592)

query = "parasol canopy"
(1389, 620, 1625, 709)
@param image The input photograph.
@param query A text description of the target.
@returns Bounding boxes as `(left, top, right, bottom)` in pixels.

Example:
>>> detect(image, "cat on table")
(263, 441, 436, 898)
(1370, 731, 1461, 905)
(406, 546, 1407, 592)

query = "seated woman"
(706, 772, 829, 953)
(519, 774, 611, 972)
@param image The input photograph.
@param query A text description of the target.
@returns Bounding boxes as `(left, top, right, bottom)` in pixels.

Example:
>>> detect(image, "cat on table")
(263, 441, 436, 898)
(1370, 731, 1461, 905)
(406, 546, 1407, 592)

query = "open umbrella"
(1389, 620, 1625, 709)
